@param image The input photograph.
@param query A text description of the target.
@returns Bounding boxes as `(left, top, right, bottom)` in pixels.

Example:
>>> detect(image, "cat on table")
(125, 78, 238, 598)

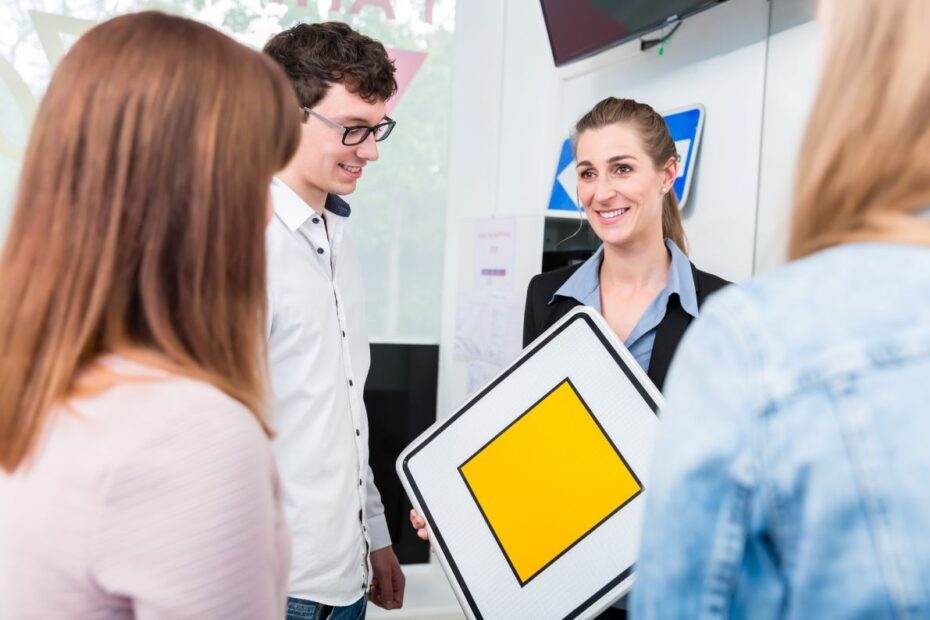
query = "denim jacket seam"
(721, 287, 801, 616)
(763, 327, 930, 404)
(694, 288, 770, 618)
(831, 380, 924, 618)
(755, 326, 930, 616)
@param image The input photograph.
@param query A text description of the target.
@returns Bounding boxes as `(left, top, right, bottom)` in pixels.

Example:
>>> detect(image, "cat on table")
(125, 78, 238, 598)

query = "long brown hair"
(573, 97, 688, 253)
(789, 0, 930, 259)
(0, 12, 300, 471)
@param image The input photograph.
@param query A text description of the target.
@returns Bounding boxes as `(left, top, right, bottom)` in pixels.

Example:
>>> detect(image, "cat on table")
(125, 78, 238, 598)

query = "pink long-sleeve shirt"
(0, 355, 289, 619)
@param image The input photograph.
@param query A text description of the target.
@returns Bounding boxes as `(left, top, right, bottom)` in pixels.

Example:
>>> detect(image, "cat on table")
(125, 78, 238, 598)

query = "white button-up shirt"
(266, 179, 390, 606)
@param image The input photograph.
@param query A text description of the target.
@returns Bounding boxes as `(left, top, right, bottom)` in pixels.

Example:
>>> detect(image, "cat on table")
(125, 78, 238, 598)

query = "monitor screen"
(540, 0, 730, 66)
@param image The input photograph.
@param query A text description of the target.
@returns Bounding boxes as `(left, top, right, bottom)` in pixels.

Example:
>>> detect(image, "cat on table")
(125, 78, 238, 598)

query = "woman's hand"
(409, 509, 429, 541)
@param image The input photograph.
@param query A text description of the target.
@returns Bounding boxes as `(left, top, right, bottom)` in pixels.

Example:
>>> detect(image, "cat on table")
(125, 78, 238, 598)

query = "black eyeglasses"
(302, 107, 396, 146)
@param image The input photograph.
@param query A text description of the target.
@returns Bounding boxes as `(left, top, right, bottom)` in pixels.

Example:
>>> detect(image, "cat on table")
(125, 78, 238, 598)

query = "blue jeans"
(286, 596, 366, 620)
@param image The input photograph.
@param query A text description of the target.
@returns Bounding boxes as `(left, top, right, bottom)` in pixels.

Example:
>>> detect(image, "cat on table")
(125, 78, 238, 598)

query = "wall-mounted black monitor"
(540, 0, 730, 66)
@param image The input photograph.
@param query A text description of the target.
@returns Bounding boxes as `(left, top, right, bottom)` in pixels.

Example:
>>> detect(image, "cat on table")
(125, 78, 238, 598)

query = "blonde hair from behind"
(573, 97, 688, 254)
(0, 12, 300, 471)
(789, 0, 930, 259)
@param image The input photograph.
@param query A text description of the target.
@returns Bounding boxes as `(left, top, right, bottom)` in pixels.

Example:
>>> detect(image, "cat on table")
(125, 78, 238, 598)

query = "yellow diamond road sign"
(459, 378, 642, 585)
(397, 308, 662, 618)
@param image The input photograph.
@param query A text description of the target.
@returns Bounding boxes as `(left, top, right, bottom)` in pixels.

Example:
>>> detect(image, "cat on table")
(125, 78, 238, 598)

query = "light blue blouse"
(550, 238, 698, 372)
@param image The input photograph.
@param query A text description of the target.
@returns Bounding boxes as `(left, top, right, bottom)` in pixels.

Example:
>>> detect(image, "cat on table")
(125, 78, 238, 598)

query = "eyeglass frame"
(301, 107, 396, 146)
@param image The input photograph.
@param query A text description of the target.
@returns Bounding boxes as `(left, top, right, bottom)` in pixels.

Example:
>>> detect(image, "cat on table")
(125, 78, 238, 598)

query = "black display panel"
(540, 0, 730, 66)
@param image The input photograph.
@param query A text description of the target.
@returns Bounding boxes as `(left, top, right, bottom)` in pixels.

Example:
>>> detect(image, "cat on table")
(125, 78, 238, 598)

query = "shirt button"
(349, 379, 354, 386)
(356, 429, 360, 436)
(359, 479, 363, 486)
(342, 330, 346, 337)
(316, 247, 324, 254)
(312, 217, 320, 224)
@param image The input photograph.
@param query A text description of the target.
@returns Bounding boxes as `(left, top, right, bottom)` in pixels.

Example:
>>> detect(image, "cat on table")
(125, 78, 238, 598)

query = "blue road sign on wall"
(663, 104, 705, 209)
(547, 137, 578, 213)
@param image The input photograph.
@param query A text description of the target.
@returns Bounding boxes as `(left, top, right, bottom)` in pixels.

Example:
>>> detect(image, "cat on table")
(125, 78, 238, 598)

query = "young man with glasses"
(263, 22, 404, 620)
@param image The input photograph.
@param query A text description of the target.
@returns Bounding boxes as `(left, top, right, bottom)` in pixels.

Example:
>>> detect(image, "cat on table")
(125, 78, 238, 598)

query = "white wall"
(755, 2, 821, 272)
(437, 0, 822, 420)
(436, 0, 560, 418)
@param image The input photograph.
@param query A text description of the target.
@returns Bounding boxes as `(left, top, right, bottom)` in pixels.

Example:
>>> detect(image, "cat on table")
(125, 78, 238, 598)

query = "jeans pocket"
(286, 597, 322, 620)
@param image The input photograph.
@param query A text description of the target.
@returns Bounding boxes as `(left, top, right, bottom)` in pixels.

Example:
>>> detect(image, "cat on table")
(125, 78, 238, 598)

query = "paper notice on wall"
(474, 218, 516, 292)
(453, 291, 523, 368)
(454, 216, 524, 396)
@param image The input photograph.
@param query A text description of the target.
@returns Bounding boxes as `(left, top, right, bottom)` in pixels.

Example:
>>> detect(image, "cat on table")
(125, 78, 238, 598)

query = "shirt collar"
(271, 178, 352, 232)
(325, 193, 352, 218)
(549, 238, 698, 318)
(666, 238, 699, 318)
(551, 245, 605, 311)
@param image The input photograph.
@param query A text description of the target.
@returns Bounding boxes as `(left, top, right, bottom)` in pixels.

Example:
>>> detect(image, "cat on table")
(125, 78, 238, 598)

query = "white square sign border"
(397, 308, 664, 619)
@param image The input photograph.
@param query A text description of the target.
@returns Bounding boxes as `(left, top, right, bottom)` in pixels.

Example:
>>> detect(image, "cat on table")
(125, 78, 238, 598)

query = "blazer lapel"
(546, 296, 583, 333)
(646, 263, 702, 391)
(646, 296, 692, 391)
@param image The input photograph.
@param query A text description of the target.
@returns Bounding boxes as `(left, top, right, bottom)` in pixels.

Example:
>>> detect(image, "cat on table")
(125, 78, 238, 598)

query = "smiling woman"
(523, 98, 730, 392)
(520, 97, 731, 619)
(411, 98, 733, 614)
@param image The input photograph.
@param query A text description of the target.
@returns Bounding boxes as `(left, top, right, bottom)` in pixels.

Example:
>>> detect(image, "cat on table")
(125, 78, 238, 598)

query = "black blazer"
(523, 262, 730, 391)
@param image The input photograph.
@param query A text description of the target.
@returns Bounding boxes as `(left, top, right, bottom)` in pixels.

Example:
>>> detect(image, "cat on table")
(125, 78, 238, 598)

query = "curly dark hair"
(263, 21, 397, 108)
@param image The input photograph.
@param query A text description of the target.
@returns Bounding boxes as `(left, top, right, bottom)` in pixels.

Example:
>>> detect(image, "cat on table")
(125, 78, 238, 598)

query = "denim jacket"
(632, 242, 930, 619)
